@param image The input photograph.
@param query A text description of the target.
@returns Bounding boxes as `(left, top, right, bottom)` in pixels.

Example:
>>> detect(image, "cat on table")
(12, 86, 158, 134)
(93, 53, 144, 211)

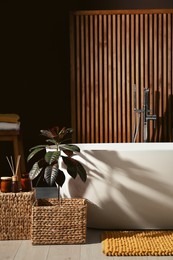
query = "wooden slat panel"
(85, 15, 90, 143)
(117, 15, 122, 142)
(149, 14, 154, 141)
(73, 9, 173, 16)
(145, 14, 150, 139)
(76, 15, 81, 142)
(163, 14, 168, 141)
(153, 14, 158, 142)
(80, 15, 86, 142)
(122, 14, 126, 142)
(99, 15, 104, 142)
(89, 15, 95, 142)
(112, 15, 117, 142)
(168, 14, 172, 141)
(172, 14, 173, 141)
(140, 14, 144, 141)
(69, 14, 76, 142)
(135, 14, 140, 142)
(158, 14, 163, 141)
(145, 14, 149, 89)
(126, 14, 131, 142)
(94, 15, 99, 143)
(70, 10, 173, 143)
(131, 14, 135, 142)
(108, 15, 113, 142)
(103, 15, 108, 142)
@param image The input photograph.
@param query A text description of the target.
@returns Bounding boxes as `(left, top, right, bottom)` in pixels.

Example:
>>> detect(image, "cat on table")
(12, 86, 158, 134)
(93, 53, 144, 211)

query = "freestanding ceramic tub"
(59, 142, 173, 229)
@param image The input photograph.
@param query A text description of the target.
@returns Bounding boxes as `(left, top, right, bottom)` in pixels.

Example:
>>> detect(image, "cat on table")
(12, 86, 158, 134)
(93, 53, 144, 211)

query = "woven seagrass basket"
(0, 189, 36, 240)
(31, 198, 87, 245)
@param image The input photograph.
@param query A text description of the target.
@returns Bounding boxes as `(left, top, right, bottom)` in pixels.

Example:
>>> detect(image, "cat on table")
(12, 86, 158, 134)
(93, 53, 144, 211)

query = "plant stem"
(35, 169, 45, 187)
(57, 185, 60, 200)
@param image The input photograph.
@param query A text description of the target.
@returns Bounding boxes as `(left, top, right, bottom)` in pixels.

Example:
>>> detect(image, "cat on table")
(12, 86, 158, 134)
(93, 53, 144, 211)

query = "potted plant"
(27, 126, 87, 197)
(27, 126, 87, 245)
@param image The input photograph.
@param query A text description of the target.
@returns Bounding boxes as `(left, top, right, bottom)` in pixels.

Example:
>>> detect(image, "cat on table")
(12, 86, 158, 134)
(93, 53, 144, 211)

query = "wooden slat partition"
(70, 9, 173, 143)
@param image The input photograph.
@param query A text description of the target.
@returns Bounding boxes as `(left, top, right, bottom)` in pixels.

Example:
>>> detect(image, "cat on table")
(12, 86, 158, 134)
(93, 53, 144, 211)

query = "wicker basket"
(0, 189, 36, 240)
(31, 198, 87, 245)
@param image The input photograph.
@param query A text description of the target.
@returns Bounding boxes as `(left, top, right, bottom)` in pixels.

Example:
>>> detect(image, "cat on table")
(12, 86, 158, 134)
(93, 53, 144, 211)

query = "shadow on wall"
(154, 93, 173, 142)
(65, 149, 173, 229)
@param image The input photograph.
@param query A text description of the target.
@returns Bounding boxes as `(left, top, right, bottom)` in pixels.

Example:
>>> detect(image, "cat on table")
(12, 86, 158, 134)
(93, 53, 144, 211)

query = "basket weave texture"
(0, 189, 36, 240)
(31, 198, 87, 245)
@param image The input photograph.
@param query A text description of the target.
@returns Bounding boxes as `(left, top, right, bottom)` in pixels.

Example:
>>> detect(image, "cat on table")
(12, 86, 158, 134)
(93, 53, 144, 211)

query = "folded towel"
(0, 122, 20, 130)
(0, 114, 20, 123)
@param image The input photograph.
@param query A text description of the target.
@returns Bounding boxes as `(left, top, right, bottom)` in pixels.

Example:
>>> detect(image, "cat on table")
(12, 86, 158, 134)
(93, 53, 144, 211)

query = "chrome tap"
(132, 85, 157, 142)
(143, 88, 156, 142)
(132, 84, 143, 142)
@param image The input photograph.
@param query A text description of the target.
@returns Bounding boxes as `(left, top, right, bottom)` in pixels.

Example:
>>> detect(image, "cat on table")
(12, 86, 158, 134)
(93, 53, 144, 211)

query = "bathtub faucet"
(143, 88, 156, 142)
(132, 85, 156, 142)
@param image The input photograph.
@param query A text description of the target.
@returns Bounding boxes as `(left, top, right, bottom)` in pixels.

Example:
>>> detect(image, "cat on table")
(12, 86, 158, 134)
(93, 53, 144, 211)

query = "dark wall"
(0, 0, 173, 174)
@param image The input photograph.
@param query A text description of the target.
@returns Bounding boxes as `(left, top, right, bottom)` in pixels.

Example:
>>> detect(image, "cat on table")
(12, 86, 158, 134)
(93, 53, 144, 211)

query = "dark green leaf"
(58, 127, 68, 140)
(29, 162, 43, 180)
(55, 169, 65, 187)
(44, 165, 58, 186)
(50, 126, 60, 137)
(76, 160, 87, 182)
(62, 156, 77, 179)
(27, 146, 45, 161)
(40, 129, 54, 138)
(51, 164, 60, 186)
(63, 150, 74, 156)
(29, 144, 47, 151)
(45, 139, 57, 145)
(60, 144, 80, 152)
(38, 158, 48, 168)
(44, 164, 65, 187)
(44, 151, 60, 164)
(44, 165, 52, 185)
(58, 127, 73, 138)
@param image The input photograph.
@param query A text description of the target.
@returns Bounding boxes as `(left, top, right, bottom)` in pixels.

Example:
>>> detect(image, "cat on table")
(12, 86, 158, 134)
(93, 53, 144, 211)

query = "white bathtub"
(60, 143, 173, 229)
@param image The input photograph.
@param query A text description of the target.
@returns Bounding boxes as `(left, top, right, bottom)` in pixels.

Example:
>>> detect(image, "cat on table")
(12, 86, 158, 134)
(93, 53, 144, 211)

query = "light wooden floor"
(1, 188, 173, 260)
(0, 228, 173, 260)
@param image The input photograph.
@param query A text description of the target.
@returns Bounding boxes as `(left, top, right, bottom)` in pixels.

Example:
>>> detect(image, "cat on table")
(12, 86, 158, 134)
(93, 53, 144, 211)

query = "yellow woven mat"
(101, 230, 173, 256)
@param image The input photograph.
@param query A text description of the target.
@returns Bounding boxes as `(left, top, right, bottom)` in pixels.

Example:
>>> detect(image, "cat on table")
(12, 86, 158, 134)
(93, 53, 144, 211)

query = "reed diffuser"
(6, 155, 21, 192)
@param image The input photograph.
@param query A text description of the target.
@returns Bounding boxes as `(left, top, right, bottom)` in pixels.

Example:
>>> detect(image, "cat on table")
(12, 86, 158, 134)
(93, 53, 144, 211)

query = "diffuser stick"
(15, 155, 21, 176)
(6, 156, 15, 175)
(10, 156, 14, 175)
